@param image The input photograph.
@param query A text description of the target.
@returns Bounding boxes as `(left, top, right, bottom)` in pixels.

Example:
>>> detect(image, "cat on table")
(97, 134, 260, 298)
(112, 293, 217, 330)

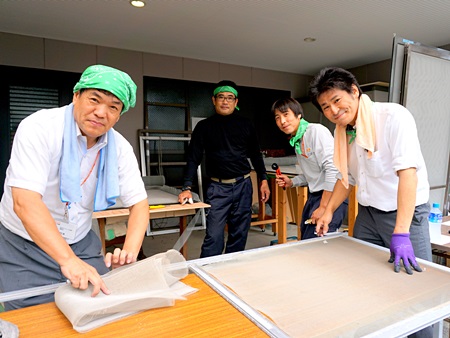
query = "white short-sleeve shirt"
(0, 106, 147, 243)
(343, 102, 429, 211)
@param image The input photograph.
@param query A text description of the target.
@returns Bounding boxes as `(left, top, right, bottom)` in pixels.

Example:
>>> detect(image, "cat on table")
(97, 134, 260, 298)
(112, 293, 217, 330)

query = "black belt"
(210, 173, 251, 184)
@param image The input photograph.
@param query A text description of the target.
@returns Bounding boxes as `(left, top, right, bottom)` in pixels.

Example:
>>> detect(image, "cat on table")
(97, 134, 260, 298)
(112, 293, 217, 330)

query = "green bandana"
(289, 119, 309, 154)
(346, 127, 356, 144)
(213, 85, 239, 111)
(73, 65, 137, 115)
(213, 85, 238, 97)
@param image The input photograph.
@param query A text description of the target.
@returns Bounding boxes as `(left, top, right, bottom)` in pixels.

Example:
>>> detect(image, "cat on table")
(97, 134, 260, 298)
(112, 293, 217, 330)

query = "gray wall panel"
(143, 53, 183, 79)
(183, 58, 219, 83)
(45, 39, 96, 73)
(403, 46, 450, 210)
(0, 33, 44, 68)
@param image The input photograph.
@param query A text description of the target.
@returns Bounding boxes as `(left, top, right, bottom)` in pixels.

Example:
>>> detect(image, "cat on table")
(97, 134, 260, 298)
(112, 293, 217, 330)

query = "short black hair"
(271, 98, 303, 118)
(309, 67, 362, 111)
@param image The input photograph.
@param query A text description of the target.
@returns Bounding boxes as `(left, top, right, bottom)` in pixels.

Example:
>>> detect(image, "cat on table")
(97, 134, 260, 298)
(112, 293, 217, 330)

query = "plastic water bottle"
(428, 203, 442, 242)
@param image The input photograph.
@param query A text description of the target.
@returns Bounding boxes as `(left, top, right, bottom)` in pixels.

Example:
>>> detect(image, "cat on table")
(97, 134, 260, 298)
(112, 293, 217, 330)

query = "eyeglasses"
(215, 94, 236, 103)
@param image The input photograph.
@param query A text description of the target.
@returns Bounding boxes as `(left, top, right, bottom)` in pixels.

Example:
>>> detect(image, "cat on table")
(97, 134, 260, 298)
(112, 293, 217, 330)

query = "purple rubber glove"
(388, 233, 422, 275)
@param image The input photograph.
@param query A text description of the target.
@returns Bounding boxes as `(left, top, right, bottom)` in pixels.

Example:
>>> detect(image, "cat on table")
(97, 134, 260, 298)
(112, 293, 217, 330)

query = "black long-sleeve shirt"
(183, 113, 267, 187)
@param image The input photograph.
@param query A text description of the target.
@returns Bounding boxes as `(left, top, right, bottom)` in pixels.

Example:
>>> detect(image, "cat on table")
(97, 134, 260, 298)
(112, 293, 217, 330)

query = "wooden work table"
(92, 202, 210, 258)
(0, 273, 266, 337)
(250, 166, 309, 243)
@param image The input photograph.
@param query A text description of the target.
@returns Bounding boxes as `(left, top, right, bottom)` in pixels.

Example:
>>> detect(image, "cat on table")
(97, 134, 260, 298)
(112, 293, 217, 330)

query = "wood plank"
(277, 184, 287, 244)
(347, 186, 358, 237)
(94, 202, 210, 256)
(0, 274, 266, 337)
(92, 202, 210, 220)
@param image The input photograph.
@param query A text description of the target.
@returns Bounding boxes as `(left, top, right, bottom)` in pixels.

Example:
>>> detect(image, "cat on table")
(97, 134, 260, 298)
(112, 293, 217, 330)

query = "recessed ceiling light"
(130, 0, 146, 8)
(304, 37, 316, 43)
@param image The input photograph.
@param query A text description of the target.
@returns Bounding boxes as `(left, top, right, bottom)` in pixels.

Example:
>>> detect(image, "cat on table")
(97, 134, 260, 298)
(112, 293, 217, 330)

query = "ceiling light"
(130, 0, 146, 8)
(304, 37, 316, 43)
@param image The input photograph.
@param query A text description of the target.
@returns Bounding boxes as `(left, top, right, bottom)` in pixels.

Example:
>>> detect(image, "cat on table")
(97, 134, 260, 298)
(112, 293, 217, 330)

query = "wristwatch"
(181, 186, 192, 192)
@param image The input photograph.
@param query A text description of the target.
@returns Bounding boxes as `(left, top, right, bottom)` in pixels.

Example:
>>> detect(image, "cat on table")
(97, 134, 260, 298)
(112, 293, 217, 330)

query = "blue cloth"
(60, 104, 119, 211)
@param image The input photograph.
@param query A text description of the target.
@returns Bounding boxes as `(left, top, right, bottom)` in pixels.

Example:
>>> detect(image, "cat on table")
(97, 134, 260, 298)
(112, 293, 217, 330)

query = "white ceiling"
(1, 0, 450, 76)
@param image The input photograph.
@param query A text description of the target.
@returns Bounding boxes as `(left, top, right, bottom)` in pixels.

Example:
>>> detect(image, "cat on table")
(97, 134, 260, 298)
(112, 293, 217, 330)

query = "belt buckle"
(212, 174, 249, 184)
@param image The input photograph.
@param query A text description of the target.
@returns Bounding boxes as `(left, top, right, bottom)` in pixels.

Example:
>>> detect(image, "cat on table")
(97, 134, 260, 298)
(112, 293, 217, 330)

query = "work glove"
(388, 233, 422, 275)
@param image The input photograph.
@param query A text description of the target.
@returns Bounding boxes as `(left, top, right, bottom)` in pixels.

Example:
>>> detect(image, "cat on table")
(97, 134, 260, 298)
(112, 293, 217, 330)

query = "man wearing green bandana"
(272, 98, 347, 239)
(179, 80, 270, 258)
(0, 65, 149, 310)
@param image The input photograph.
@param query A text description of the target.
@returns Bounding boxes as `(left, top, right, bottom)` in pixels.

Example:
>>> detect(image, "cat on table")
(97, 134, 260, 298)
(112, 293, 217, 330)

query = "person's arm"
(310, 126, 339, 222)
(247, 120, 268, 182)
(275, 174, 294, 188)
(179, 125, 204, 204)
(259, 179, 270, 203)
(247, 130, 270, 203)
(315, 180, 352, 236)
(384, 105, 424, 274)
(388, 167, 422, 274)
(11, 187, 110, 297)
(105, 198, 149, 269)
(394, 168, 417, 233)
(251, 159, 269, 203)
(279, 170, 307, 189)
(310, 190, 332, 223)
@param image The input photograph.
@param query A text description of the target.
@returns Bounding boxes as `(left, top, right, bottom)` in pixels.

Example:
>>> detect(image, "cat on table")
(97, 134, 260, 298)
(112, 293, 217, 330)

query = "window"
(9, 85, 59, 145)
(0, 65, 80, 196)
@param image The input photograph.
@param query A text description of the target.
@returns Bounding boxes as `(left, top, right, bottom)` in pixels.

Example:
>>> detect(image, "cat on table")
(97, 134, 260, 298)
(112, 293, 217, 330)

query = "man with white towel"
(310, 67, 431, 275)
(310, 67, 433, 338)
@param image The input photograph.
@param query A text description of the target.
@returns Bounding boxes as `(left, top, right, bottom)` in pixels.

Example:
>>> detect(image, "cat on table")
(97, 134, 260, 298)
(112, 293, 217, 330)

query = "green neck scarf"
(346, 126, 356, 144)
(289, 119, 309, 154)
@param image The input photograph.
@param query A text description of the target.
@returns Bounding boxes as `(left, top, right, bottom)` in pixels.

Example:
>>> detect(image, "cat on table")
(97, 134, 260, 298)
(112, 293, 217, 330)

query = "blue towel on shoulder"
(60, 104, 119, 211)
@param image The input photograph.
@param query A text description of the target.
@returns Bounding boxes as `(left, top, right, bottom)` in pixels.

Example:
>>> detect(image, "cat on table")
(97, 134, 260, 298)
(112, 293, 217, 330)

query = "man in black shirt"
(178, 80, 270, 258)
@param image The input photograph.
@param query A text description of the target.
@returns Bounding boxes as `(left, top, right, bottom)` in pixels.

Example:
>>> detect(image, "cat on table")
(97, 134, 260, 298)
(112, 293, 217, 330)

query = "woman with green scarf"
(272, 98, 347, 239)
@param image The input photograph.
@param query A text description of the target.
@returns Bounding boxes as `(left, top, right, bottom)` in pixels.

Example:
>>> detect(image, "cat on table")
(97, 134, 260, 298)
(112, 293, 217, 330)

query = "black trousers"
(200, 177, 253, 258)
(300, 190, 348, 240)
(0, 222, 109, 310)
